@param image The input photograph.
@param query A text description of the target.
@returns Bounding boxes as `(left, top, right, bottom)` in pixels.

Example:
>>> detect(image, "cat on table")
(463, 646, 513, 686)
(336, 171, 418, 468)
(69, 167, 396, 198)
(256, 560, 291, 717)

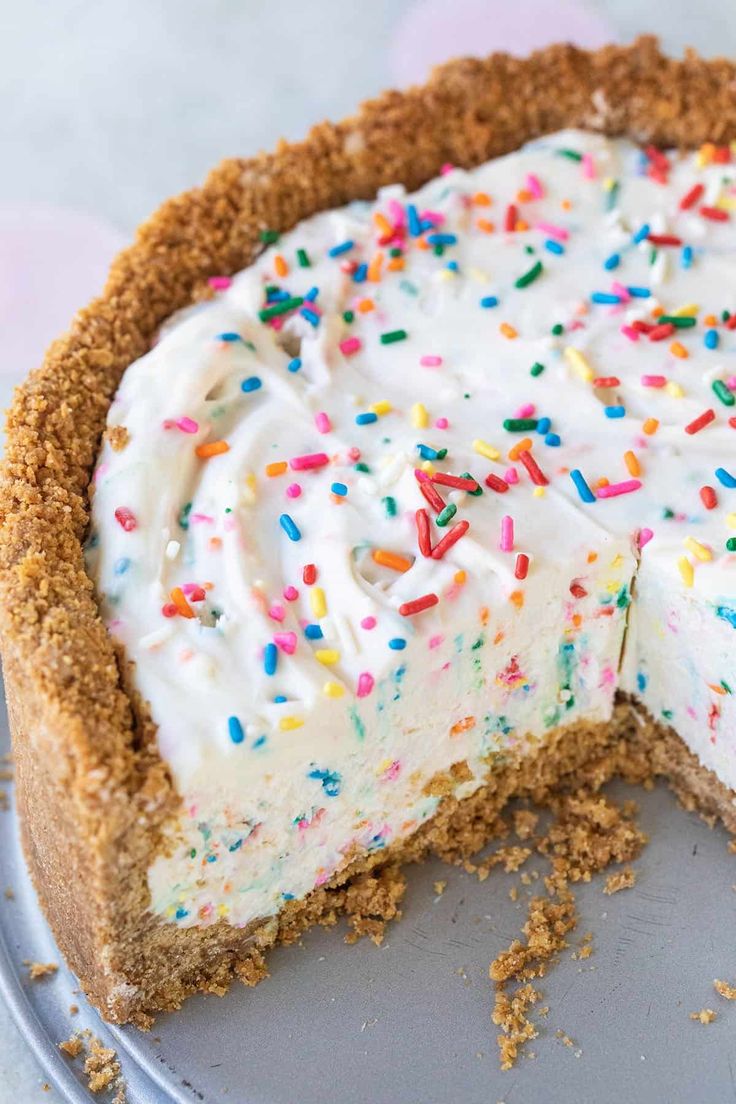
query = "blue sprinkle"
(545, 432, 561, 447)
(603, 253, 620, 270)
(287, 357, 302, 373)
(681, 245, 693, 269)
(206, 854, 217, 863)
(544, 239, 565, 255)
(633, 223, 650, 244)
(570, 469, 596, 504)
(637, 671, 648, 692)
(536, 417, 551, 435)
(274, 694, 287, 703)
(308, 767, 342, 797)
(352, 263, 368, 283)
(252, 735, 267, 749)
(605, 405, 626, 419)
(175, 908, 189, 920)
(704, 329, 719, 349)
(113, 557, 131, 576)
(716, 605, 736, 629)
(304, 286, 319, 301)
(446, 260, 459, 273)
(591, 291, 621, 304)
(480, 295, 499, 308)
(279, 513, 301, 541)
(627, 286, 651, 298)
(356, 412, 378, 425)
(304, 624, 323, 639)
(217, 332, 242, 342)
(241, 376, 262, 392)
(228, 716, 245, 744)
(388, 638, 407, 650)
(264, 642, 278, 676)
(266, 288, 289, 302)
(427, 232, 457, 246)
(331, 482, 348, 496)
(300, 307, 320, 327)
(715, 467, 736, 488)
(407, 204, 421, 237)
(328, 240, 354, 257)
(417, 443, 439, 460)
(282, 892, 295, 901)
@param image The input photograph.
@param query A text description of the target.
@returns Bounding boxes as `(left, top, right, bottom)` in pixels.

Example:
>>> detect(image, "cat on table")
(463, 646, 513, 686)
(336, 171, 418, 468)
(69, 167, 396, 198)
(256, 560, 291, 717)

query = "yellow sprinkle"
(420, 459, 434, 474)
(684, 537, 712, 562)
(438, 268, 456, 282)
(665, 381, 684, 398)
(315, 649, 340, 665)
(624, 450, 640, 477)
(323, 681, 344, 698)
(310, 587, 327, 619)
(678, 557, 694, 588)
(670, 341, 688, 359)
(369, 399, 392, 416)
(673, 303, 699, 317)
(217, 903, 230, 917)
(603, 176, 616, 191)
(473, 438, 500, 461)
(532, 486, 546, 498)
(411, 402, 429, 428)
(611, 553, 624, 569)
(642, 417, 659, 436)
(242, 472, 257, 505)
(564, 346, 594, 383)
(719, 196, 736, 211)
(469, 266, 489, 283)
(726, 513, 736, 530)
(279, 716, 304, 731)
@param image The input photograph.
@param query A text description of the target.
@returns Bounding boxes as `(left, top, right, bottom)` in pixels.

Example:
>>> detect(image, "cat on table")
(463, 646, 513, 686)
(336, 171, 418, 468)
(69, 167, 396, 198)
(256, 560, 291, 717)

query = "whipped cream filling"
(87, 130, 736, 929)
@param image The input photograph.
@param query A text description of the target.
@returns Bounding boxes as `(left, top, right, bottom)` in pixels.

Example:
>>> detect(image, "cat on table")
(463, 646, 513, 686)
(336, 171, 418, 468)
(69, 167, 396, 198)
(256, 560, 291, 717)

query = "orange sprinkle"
(372, 548, 413, 573)
(373, 212, 393, 236)
(515, 219, 529, 232)
(208, 537, 222, 551)
(670, 340, 688, 359)
(196, 440, 229, 459)
(171, 587, 195, 619)
(357, 298, 375, 313)
(561, 198, 572, 210)
(596, 476, 610, 488)
(416, 236, 430, 250)
(479, 605, 490, 626)
(704, 313, 718, 326)
(500, 322, 518, 340)
(454, 570, 466, 585)
(450, 716, 476, 736)
(367, 251, 384, 282)
(387, 257, 405, 272)
(651, 304, 664, 318)
(643, 417, 659, 436)
(587, 551, 598, 564)
(472, 191, 492, 206)
(708, 683, 727, 696)
(624, 450, 641, 477)
(493, 630, 505, 645)
(516, 188, 534, 203)
(509, 590, 525, 609)
(476, 217, 495, 233)
(274, 253, 288, 277)
(266, 460, 288, 477)
(508, 437, 533, 461)
(572, 613, 583, 628)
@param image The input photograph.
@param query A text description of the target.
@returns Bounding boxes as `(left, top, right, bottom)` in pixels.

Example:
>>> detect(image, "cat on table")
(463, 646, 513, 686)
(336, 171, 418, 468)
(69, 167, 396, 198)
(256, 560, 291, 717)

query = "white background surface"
(1, 1, 735, 1098)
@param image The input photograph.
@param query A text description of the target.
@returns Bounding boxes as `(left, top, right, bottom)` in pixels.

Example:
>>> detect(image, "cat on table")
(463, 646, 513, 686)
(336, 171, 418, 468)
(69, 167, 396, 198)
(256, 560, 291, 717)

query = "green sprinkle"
(605, 180, 620, 211)
(436, 503, 457, 527)
(389, 247, 403, 258)
(433, 244, 444, 256)
(178, 502, 192, 530)
(712, 379, 735, 406)
(515, 260, 543, 289)
(258, 296, 303, 322)
(460, 472, 483, 496)
(259, 229, 279, 244)
(530, 361, 545, 377)
(343, 309, 354, 323)
(382, 495, 397, 517)
(662, 507, 675, 520)
(658, 315, 697, 328)
(727, 537, 736, 552)
(380, 329, 408, 345)
(354, 462, 371, 473)
(296, 248, 311, 268)
(722, 310, 731, 322)
(558, 148, 583, 161)
(551, 323, 564, 336)
(504, 418, 538, 432)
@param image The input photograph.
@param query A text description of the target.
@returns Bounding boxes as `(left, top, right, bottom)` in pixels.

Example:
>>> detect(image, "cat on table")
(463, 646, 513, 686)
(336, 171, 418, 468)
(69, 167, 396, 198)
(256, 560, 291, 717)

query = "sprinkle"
(196, 440, 230, 458)
(340, 336, 362, 356)
(420, 355, 443, 367)
(388, 638, 407, 650)
(485, 473, 509, 494)
(647, 233, 681, 247)
(114, 506, 137, 532)
(241, 376, 262, 393)
(504, 204, 518, 231)
(279, 514, 301, 541)
(604, 253, 620, 270)
(536, 221, 569, 241)
(705, 329, 720, 350)
(624, 451, 641, 477)
(279, 716, 304, 731)
(712, 379, 735, 406)
(642, 418, 659, 435)
(170, 587, 195, 619)
(570, 469, 595, 504)
(670, 341, 688, 358)
(604, 405, 626, 419)
(530, 361, 545, 377)
(685, 409, 715, 435)
(411, 402, 429, 428)
(304, 624, 323, 639)
(228, 717, 245, 744)
(515, 553, 529, 580)
(290, 452, 329, 471)
(431, 472, 480, 492)
(515, 260, 543, 288)
(431, 520, 469, 560)
(315, 649, 340, 665)
(372, 549, 413, 572)
(323, 682, 344, 698)
(263, 642, 278, 676)
(715, 468, 736, 488)
(564, 347, 594, 382)
(259, 229, 279, 244)
(500, 515, 514, 552)
(545, 239, 565, 255)
(331, 482, 348, 497)
(287, 357, 302, 373)
(303, 564, 317, 586)
(357, 672, 375, 698)
(310, 586, 327, 618)
(383, 495, 397, 517)
(355, 412, 378, 425)
(315, 412, 332, 434)
(679, 183, 704, 210)
(418, 478, 446, 514)
(648, 323, 675, 342)
(500, 322, 518, 339)
(399, 593, 439, 617)
(597, 479, 642, 499)
(641, 375, 666, 388)
(416, 509, 432, 557)
(328, 240, 354, 257)
(638, 528, 654, 549)
(380, 329, 408, 345)
(678, 557, 694, 587)
(591, 291, 620, 304)
(594, 376, 620, 388)
(480, 295, 499, 308)
(681, 245, 693, 269)
(700, 205, 729, 222)
(727, 538, 736, 552)
(473, 438, 500, 461)
(266, 461, 288, 477)
(504, 418, 538, 432)
(258, 296, 303, 322)
(700, 486, 718, 510)
(684, 537, 712, 562)
(208, 275, 232, 290)
(517, 450, 548, 486)
(436, 503, 457, 527)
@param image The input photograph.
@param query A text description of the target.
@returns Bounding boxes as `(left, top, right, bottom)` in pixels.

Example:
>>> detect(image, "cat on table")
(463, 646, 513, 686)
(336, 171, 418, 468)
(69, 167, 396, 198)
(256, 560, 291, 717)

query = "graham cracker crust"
(0, 36, 735, 1025)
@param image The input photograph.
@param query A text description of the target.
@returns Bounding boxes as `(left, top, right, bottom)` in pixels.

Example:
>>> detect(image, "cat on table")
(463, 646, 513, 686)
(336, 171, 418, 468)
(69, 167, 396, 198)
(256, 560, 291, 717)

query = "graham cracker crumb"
(59, 1034, 84, 1058)
(423, 759, 474, 797)
(513, 809, 539, 840)
(492, 983, 540, 1072)
(343, 863, 406, 945)
(69, 1003, 79, 1014)
(690, 1008, 717, 1024)
(234, 948, 269, 987)
(25, 961, 58, 980)
(604, 865, 637, 895)
(4, 886, 14, 900)
(85, 1037, 122, 1094)
(714, 979, 736, 1000)
(106, 425, 130, 452)
(433, 880, 447, 896)
(555, 1029, 576, 1047)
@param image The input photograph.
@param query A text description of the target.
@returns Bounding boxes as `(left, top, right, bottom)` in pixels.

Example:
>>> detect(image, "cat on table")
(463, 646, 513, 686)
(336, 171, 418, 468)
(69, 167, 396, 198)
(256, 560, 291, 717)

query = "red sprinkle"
(647, 234, 682, 247)
(418, 480, 446, 514)
(726, 315, 736, 331)
(700, 205, 729, 222)
(570, 581, 588, 599)
(431, 520, 470, 560)
(431, 472, 480, 492)
(518, 449, 549, 486)
(648, 323, 675, 342)
(161, 602, 178, 618)
(303, 563, 317, 585)
(504, 204, 518, 232)
(632, 320, 655, 333)
(114, 506, 137, 532)
(685, 408, 716, 435)
(679, 183, 704, 210)
(700, 485, 718, 510)
(485, 473, 510, 493)
(416, 508, 432, 557)
(514, 553, 529, 580)
(593, 376, 620, 388)
(399, 593, 439, 617)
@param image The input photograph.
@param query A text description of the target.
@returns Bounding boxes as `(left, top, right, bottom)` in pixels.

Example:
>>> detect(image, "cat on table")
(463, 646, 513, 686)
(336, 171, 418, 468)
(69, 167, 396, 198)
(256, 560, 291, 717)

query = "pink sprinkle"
(505, 467, 519, 485)
(500, 515, 514, 552)
(611, 281, 631, 302)
(357, 672, 375, 698)
(597, 479, 642, 499)
(114, 506, 137, 532)
(421, 209, 445, 224)
(190, 513, 214, 525)
(182, 584, 206, 600)
(339, 336, 362, 356)
(414, 468, 431, 483)
(420, 355, 443, 367)
(581, 152, 596, 179)
(535, 221, 569, 242)
(290, 452, 329, 471)
(387, 198, 406, 227)
(286, 483, 302, 499)
(526, 173, 544, 198)
(641, 375, 667, 388)
(638, 527, 654, 549)
(621, 325, 640, 342)
(283, 586, 299, 601)
(208, 275, 232, 290)
(269, 604, 286, 622)
(360, 616, 377, 630)
(274, 631, 297, 654)
(429, 635, 444, 649)
(315, 411, 332, 434)
(435, 417, 449, 429)
(162, 415, 199, 433)
(440, 163, 455, 176)
(727, 376, 736, 391)
(516, 403, 535, 419)
(381, 759, 401, 781)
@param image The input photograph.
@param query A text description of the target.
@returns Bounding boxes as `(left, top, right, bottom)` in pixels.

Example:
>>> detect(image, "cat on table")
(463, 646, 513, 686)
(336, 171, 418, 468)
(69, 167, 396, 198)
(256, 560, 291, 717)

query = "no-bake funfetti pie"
(2, 38, 735, 1025)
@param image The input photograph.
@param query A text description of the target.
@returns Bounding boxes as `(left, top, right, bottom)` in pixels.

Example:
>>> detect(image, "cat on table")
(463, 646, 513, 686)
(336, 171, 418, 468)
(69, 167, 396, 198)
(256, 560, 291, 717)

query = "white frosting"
(87, 130, 736, 929)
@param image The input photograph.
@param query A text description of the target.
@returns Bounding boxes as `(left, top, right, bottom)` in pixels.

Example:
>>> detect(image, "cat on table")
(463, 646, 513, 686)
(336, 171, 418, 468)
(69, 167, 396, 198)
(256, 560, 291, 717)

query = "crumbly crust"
(1, 36, 735, 1024)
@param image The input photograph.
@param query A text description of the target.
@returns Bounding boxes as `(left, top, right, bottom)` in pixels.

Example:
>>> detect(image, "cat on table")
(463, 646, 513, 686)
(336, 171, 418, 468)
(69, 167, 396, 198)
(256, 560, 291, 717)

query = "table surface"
(2, 1, 736, 1099)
